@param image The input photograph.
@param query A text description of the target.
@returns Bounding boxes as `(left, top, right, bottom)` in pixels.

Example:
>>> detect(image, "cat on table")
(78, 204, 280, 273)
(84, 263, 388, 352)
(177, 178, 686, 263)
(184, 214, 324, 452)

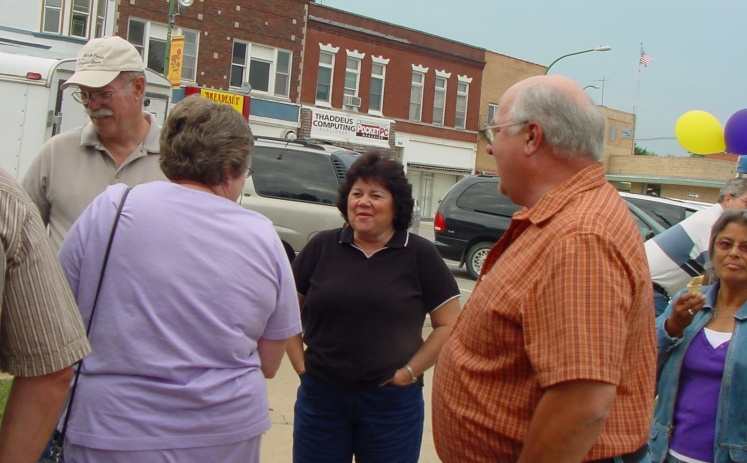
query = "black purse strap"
(57, 186, 133, 447)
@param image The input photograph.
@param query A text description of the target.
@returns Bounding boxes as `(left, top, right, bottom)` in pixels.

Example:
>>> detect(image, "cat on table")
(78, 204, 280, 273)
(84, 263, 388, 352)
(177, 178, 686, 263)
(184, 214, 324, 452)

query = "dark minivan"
(434, 175, 665, 279)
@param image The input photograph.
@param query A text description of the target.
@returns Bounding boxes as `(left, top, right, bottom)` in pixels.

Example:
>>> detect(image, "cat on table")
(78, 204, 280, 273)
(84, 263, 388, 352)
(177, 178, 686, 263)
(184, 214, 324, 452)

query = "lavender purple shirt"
(59, 182, 301, 451)
(669, 328, 729, 462)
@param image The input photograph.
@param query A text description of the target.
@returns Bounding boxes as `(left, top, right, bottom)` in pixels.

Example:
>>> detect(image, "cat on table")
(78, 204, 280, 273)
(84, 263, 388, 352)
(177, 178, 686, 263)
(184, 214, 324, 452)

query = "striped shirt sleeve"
(0, 173, 90, 377)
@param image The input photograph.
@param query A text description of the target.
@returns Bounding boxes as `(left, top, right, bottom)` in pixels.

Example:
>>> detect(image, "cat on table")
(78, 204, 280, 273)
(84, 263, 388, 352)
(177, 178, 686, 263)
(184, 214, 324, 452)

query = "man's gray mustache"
(87, 109, 114, 118)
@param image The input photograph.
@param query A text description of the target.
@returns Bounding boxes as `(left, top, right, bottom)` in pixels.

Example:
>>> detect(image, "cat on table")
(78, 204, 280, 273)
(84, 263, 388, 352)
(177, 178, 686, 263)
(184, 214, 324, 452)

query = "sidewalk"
(261, 328, 441, 463)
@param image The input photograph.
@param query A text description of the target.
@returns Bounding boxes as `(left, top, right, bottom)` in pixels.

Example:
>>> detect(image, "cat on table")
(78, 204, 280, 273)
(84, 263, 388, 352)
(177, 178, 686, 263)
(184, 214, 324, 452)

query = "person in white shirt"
(646, 177, 747, 315)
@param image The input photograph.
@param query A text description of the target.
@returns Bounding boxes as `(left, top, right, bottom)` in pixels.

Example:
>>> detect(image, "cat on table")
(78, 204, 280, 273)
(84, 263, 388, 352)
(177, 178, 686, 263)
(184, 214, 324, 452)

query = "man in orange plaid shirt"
(432, 75, 656, 463)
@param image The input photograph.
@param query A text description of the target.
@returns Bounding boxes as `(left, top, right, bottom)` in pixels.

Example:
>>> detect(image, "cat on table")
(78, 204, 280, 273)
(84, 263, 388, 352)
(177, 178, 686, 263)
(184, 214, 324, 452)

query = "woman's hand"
(382, 367, 417, 387)
(665, 292, 706, 338)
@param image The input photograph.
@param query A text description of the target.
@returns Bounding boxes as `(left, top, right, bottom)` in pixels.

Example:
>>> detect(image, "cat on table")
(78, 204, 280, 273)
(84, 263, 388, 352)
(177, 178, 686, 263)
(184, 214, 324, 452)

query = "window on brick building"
(230, 41, 291, 98)
(316, 51, 335, 106)
(409, 70, 425, 122)
(180, 29, 198, 81)
(609, 125, 617, 142)
(432, 76, 447, 126)
(368, 61, 386, 115)
(275, 50, 291, 96)
(455, 81, 469, 129)
(343, 56, 361, 109)
(128, 19, 199, 81)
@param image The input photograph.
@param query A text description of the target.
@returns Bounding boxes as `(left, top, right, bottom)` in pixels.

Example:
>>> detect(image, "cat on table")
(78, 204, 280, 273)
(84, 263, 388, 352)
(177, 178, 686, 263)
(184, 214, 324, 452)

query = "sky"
(319, 0, 746, 156)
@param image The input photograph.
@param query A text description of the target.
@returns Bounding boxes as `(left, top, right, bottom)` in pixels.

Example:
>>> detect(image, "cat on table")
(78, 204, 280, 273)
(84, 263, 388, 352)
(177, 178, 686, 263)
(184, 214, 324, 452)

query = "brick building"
(300, 3, 485, 219)
(115, 0, 307, 137)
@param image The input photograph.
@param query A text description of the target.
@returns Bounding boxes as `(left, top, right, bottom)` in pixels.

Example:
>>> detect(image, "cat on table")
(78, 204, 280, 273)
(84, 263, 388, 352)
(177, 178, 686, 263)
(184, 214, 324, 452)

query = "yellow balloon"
(675, 110, 726, 155)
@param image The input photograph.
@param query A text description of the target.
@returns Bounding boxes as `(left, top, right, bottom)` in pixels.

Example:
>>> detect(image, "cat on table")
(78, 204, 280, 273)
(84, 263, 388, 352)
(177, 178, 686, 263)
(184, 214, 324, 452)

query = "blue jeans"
(293, 374, 424, 463)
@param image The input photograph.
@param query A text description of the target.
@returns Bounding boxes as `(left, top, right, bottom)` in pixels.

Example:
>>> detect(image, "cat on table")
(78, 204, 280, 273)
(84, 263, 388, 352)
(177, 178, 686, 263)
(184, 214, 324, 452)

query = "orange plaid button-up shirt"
(432, 164, 656, 462)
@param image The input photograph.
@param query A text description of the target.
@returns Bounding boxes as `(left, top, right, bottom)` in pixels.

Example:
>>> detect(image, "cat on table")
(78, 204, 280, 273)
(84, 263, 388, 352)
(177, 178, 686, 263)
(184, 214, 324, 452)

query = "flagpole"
(633, 42, 643, 116)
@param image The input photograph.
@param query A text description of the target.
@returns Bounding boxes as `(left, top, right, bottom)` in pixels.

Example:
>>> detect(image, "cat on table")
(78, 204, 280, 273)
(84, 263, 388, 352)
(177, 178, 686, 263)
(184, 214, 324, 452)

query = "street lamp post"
(584, 77, 607, 105)
(163, 0, 192, 77)
(163, 0, 177, 74)
(545, 46, 611, 74)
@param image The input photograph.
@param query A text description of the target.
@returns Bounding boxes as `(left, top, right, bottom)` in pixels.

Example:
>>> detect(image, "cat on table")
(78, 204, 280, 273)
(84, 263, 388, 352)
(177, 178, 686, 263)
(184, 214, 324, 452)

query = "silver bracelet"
(404, 364, 418, 383)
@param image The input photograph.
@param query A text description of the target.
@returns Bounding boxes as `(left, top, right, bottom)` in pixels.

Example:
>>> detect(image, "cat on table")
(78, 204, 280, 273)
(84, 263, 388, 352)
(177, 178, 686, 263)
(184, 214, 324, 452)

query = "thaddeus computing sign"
(309, 107, 391, 148)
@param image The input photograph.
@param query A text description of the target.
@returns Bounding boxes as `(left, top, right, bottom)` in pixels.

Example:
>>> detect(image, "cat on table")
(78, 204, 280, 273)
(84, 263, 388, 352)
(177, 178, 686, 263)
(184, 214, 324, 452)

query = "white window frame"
(179, 28, 199, 83)
(229, 40, 292, 98)
(368, 55, 389, 116)
(274, 48, 291, 97)
(230, 41, 247, 90)
(343, 56, 361, 110)
(315, 43, 339, 107)
(455, 75, 472, 129)
(344, 49, 365, 99)
(69, 0, 91, 38)
(41, 0, 63, 34)
(409, 64, 429, 122)
(94, 0, 107, 38)
(487, 103, 499, 125)
(127, 18, 148, 61)
(128, 18, 200, 82)
(432, 70, 451, 126)
(41, 0, 111, 38)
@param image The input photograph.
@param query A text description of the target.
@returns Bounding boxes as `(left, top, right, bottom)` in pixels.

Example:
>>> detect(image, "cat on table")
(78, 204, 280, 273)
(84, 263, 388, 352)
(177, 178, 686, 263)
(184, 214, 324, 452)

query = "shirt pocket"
(727, 445, 747, 462)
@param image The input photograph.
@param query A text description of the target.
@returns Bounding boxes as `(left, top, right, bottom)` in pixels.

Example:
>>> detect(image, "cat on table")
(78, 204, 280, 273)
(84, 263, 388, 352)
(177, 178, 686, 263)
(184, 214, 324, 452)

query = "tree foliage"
(634, 144, 656, 156)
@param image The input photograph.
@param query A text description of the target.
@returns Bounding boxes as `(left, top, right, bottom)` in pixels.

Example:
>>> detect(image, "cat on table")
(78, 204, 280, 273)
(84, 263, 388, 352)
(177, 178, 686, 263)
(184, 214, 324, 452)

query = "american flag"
(640, 51, 652, 67)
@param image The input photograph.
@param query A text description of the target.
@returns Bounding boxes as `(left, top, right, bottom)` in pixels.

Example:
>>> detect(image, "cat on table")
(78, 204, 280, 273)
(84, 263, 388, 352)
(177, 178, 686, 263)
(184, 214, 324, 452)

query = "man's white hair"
(507, 83, 605, 161)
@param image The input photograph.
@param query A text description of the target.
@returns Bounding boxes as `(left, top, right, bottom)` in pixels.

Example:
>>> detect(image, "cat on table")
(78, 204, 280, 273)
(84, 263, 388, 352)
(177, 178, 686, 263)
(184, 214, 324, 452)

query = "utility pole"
(163, 0, 177, 75)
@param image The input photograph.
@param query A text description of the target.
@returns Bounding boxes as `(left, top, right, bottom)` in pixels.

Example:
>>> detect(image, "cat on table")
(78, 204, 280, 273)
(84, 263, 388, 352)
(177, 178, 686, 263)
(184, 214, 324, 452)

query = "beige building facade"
(607, 154, 738, 203)
(474, 54, 736, 204)
(600, 106, 635, 166)
(598, 106, 738, 203)
(475, 50, 545, 174)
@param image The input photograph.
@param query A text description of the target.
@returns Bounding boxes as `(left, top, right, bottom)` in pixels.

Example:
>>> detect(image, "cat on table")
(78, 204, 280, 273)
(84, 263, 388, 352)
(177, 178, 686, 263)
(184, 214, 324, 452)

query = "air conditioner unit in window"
(343, 94, 361, 108)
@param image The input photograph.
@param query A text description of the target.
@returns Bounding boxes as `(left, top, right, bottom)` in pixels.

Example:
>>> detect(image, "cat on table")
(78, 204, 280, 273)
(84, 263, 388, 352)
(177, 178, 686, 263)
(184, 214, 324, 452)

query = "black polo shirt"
(293, 227, 460, 390)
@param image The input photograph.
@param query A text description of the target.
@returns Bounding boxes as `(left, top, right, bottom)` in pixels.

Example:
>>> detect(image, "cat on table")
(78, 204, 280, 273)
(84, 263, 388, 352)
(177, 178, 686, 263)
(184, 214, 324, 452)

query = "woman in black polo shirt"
(288, 152, 461, 463)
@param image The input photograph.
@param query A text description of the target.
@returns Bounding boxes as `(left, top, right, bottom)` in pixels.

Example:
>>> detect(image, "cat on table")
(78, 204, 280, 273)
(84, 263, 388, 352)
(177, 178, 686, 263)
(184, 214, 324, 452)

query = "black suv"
(434, 175, 665, 279)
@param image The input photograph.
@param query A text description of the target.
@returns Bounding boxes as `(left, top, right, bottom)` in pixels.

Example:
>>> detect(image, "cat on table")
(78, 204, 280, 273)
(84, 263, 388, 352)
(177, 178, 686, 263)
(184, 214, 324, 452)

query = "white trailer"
(0, 48, 172, 179)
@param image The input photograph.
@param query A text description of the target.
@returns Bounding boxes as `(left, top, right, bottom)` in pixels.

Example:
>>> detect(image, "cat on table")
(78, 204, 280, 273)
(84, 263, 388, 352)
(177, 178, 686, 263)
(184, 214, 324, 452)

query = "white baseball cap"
(64, 36, 145, 88)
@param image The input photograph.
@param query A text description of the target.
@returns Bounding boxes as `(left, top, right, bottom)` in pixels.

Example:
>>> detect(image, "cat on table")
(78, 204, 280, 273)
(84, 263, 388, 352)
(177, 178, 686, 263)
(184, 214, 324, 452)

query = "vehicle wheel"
(465, 241, 493, 280)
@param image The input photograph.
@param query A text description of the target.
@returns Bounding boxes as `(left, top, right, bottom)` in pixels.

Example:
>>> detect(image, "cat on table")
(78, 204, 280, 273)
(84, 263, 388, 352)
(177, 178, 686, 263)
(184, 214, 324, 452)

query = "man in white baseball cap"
(23, 36, 166, 250)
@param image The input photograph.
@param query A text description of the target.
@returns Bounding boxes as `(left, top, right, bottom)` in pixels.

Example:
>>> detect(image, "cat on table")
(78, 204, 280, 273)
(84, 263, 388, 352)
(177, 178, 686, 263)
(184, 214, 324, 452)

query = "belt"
(589, 445, 648, 463)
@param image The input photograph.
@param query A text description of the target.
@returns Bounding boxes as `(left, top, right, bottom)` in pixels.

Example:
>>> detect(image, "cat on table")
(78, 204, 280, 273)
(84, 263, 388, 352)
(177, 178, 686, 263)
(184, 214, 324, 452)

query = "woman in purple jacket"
(648, 209, 747, 463)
